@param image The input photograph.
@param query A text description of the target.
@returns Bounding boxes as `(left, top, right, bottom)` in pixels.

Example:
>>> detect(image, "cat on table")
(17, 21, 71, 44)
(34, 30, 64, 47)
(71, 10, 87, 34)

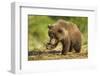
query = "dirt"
(28, 50, 88, 61)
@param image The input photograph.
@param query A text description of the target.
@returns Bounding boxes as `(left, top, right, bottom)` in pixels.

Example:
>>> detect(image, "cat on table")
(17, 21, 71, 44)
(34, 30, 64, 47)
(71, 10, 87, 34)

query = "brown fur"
(46, 19, 82, 55)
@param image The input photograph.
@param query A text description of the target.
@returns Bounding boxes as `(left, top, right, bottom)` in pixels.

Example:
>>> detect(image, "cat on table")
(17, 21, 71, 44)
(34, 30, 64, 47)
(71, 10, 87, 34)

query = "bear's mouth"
(46, 38, 59, 50)
(50, 38, 57, 45)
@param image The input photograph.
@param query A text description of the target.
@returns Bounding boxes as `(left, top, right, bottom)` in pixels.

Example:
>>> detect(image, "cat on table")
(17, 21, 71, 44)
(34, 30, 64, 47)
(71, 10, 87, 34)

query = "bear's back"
(56, 19, 81, 40)
(56, 19, 79, 31)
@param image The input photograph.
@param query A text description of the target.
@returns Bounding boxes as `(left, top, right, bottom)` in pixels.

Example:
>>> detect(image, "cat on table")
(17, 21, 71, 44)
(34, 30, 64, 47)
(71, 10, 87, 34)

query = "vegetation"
(28, 15, 88, 60)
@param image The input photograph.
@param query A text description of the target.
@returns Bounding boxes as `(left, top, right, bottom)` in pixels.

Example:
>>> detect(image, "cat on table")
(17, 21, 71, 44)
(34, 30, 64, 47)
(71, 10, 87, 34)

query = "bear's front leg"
(61, 38, 70, 55)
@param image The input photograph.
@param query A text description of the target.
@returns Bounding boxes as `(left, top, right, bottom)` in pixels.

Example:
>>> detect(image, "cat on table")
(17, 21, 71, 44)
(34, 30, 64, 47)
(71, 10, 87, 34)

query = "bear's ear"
(48, 24, 53, 29)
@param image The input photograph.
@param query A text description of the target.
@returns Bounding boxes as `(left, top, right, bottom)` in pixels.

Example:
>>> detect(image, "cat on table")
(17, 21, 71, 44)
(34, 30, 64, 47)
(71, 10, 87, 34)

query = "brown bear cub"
(46, 19, 82, 55)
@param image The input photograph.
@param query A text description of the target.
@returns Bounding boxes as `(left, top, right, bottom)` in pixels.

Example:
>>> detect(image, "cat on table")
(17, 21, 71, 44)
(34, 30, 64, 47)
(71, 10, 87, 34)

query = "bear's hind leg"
(73, 43, 81, 53)
(69, 42, 73, 52)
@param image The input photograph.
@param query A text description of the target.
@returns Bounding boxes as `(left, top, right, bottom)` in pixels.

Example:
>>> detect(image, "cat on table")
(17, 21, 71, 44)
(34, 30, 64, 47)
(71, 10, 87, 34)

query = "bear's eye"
(58, 29, 62, 33)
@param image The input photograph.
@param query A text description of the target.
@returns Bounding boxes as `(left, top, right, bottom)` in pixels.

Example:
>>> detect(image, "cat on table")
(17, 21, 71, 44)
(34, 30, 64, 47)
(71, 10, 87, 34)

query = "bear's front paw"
(46, 43, 55, 50)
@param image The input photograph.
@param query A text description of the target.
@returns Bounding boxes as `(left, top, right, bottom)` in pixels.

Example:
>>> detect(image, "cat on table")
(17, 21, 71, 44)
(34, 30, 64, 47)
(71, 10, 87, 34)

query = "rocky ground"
(28, 49, 88, 61)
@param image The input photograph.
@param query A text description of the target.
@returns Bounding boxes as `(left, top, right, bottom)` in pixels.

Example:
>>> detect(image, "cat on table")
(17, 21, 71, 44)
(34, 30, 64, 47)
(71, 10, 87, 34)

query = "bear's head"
(46, 23, 68, 50)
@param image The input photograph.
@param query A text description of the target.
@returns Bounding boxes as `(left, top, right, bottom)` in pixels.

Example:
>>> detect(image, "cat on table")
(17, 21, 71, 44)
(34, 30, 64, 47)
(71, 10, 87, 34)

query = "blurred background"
(28, 15, 88, 52)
